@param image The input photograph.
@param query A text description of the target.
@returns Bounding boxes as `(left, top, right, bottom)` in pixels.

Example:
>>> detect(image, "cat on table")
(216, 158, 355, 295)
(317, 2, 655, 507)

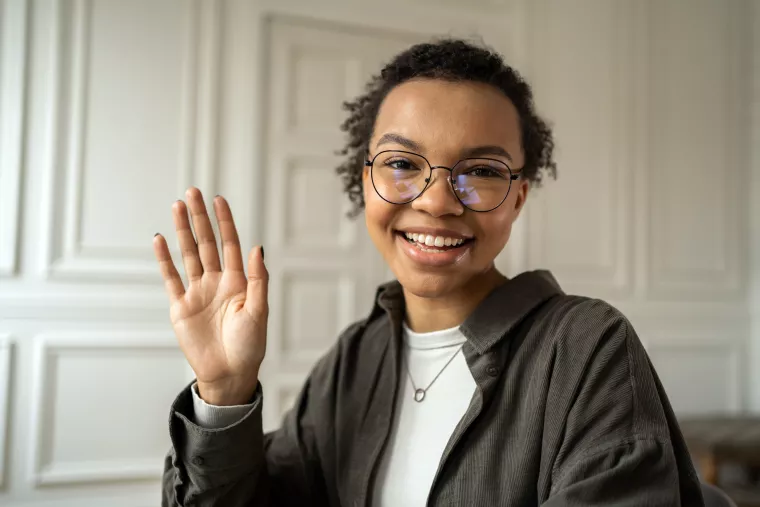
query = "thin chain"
(405, 344, 464, 397)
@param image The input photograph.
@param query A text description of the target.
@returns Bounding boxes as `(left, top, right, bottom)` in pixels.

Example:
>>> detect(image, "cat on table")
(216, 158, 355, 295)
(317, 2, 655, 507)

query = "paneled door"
(257, 16, 421, 430)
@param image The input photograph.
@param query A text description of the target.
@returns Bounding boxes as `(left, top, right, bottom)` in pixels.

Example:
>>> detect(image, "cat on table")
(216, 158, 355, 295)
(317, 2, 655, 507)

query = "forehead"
(371, 79, 522, 157)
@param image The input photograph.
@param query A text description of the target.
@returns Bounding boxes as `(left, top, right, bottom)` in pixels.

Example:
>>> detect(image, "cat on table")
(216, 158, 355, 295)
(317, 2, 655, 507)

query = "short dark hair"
(337, 38, 557, 217)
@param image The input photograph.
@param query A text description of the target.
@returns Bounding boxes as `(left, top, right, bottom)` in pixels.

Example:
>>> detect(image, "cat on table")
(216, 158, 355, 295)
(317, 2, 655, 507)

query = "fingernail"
(154, 232, 160, 237)
(260, 246, 265, 261)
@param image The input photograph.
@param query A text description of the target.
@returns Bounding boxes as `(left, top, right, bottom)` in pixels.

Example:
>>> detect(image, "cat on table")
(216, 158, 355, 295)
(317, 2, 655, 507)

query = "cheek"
(476, 209, 517, 254)
(363, 178, 396, 233)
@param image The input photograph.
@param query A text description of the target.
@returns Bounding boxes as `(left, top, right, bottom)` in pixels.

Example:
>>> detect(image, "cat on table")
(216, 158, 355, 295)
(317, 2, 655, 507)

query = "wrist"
(197, 376, 258, 406)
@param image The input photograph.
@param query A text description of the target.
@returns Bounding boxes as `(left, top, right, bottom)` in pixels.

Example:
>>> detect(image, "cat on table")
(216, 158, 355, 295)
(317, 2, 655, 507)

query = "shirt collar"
(374, 270, 564, 355)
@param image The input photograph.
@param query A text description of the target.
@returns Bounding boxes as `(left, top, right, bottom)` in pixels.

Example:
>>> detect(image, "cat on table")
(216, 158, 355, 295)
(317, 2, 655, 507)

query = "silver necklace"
(405, 345, 464, 402)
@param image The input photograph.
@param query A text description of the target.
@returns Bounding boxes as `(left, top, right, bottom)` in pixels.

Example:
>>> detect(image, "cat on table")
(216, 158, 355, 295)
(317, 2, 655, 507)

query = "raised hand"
(153, 187, 268, 406)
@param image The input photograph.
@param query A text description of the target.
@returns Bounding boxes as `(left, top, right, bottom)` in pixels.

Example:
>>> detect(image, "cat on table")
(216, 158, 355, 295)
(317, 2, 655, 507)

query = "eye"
(465, 166, 508, 179)
(385, 158, 420, 171)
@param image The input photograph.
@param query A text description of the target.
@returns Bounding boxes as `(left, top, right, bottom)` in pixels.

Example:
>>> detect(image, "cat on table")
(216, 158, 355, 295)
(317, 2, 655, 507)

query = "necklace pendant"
(414, 388, 426, 402)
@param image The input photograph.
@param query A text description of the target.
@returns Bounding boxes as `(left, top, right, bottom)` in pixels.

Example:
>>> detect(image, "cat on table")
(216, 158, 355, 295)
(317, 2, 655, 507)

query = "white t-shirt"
(191, 323, 476, 507)
(371, 323, 476, 507)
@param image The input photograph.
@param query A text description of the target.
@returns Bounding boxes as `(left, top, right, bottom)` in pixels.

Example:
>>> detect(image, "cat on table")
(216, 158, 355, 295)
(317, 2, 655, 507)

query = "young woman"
(155, 40, 704, 506)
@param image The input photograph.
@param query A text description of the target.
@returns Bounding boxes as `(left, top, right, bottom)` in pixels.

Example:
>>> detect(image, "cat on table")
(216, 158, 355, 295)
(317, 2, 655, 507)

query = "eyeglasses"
(365, 150, 520, 212)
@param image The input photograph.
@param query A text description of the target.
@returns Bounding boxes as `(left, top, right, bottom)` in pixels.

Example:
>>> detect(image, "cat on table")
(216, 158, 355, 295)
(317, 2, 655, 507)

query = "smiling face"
(362, 78, 530, 299)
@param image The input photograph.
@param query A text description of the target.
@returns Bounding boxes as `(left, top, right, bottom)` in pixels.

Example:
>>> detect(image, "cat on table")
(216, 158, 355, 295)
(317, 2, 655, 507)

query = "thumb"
(244, 245, 269, 316)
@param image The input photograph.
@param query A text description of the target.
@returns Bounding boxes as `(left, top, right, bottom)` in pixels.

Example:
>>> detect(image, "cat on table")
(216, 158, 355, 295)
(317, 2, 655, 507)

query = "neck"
(403, 267, 508, 333)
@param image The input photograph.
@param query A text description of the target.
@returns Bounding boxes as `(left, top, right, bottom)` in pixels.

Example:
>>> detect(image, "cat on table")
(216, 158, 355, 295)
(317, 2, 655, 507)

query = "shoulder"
(543, 295, 629, 329)
(536, 297, 674, 450)
(530, 295, 643, 380)
(539, 295, 634, 346)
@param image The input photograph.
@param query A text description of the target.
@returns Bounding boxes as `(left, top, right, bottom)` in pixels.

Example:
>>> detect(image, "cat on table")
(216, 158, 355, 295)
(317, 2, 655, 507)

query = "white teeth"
(403, 232, 468, 248)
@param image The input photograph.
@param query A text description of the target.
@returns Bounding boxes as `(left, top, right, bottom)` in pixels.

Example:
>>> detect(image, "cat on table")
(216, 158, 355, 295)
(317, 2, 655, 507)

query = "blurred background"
(0, 0, 757, 505)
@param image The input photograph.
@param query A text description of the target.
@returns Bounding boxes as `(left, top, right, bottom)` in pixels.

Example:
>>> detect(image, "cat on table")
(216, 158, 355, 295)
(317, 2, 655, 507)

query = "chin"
(395, 270, 465, 299)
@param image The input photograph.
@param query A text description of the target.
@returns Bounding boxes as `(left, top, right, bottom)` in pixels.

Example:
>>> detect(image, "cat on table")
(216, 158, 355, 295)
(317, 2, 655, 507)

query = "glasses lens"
(452, 159, 512, 211)
(371, 151, 430, 204)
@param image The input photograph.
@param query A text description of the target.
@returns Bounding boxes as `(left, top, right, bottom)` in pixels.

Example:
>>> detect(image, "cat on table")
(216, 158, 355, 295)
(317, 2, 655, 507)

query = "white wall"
(516, 0, 753, 415)
(750, 0, 760, 412)
(0, 0, 755, 505)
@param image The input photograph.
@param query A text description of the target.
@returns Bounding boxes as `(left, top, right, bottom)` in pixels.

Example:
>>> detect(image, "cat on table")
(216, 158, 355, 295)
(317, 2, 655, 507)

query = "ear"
(362, 164, 370, 192)
(512, 179, 530, 216)
(362, 163, 372, 201)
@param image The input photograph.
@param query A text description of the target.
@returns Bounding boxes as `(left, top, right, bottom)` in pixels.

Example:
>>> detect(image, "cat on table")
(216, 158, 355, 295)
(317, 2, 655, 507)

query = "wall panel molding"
(40, 0, 223, 283)
(257, 0, 521, 35)
(409, 0, 510, 8)
(647, 336, 743, 415)
(750, 0, 760, 412)
(279, 269, 357, 366)
(0, 290, 168, 321)
(27, 332, 186, 486)
(644, 0, 748, 300)
(261, 372, 306, 433)
(0, 0, 28, 276)
(281, 155, 357, 251)
(0, 335, 13, 488)
(525, 0, 634, 299)
(4, 494, 159, 507)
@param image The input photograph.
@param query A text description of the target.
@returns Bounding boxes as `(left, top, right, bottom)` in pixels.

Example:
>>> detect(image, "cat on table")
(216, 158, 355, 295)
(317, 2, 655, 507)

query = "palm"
(154, 188, 268, 404)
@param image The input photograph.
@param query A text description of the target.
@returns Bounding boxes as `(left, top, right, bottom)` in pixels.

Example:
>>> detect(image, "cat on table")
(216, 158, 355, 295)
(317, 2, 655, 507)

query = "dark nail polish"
(261, 246, 265, 260)
(154, 233, 160, 237)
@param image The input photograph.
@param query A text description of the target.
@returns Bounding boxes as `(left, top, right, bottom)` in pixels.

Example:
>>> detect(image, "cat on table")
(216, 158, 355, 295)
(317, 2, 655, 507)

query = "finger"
(186, 187, 221, 273)
(173, 200, 204, 281)
(152, 233, 185, 302)
(244, 246, 269, 317)
(213, 195, 244, 272)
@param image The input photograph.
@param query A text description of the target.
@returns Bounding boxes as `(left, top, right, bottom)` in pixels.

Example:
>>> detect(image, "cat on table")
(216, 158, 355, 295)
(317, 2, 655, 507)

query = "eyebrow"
(376, 133, 423, 152)
(462, 145, 513, 163)
(375, 133, 513, 163)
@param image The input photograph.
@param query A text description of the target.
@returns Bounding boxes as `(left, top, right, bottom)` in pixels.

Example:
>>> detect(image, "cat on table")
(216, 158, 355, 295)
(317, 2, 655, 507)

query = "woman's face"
(362, 79, 529, 298)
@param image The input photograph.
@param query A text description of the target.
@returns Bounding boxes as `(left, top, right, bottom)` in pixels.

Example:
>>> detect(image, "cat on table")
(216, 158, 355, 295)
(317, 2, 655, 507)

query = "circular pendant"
(414, 388, 426, 402)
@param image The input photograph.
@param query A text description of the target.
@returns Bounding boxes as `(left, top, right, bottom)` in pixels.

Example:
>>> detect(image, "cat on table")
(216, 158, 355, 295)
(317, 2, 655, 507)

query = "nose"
(410, 167, 464, 217)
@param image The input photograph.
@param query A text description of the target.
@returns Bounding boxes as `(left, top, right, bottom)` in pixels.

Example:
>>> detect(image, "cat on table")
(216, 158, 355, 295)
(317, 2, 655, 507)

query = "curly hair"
(337, 38, 557, 217)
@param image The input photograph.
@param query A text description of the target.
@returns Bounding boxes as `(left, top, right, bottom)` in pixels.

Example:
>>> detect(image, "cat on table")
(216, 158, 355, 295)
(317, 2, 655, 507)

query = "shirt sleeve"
(191, 382, 256, 429)
(542, 437, 686, 506)
(162, 381, 267, 506)
(540, 300, 704, 506)
(161, 320, 366, 507)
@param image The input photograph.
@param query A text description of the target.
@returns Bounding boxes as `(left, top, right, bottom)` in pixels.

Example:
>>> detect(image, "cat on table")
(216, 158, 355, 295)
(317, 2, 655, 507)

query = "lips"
(394, 230, 474, 267)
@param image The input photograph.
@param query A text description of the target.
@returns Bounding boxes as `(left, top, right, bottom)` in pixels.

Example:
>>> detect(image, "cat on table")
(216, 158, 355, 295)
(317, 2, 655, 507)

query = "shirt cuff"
(191, 382, 258, 429)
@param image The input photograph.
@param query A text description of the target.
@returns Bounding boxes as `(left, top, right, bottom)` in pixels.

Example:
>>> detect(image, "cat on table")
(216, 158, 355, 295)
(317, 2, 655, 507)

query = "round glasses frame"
(364, 150, 521, 213)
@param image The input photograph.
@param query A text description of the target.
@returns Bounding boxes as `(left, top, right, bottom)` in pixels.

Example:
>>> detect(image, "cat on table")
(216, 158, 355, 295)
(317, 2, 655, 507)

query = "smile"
(393, 228, 474, 266)
(401, 232, 469, 251)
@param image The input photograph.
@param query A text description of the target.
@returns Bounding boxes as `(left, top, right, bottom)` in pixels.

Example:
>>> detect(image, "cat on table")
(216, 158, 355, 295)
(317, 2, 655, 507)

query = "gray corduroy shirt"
(162, 270, 704, 506)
